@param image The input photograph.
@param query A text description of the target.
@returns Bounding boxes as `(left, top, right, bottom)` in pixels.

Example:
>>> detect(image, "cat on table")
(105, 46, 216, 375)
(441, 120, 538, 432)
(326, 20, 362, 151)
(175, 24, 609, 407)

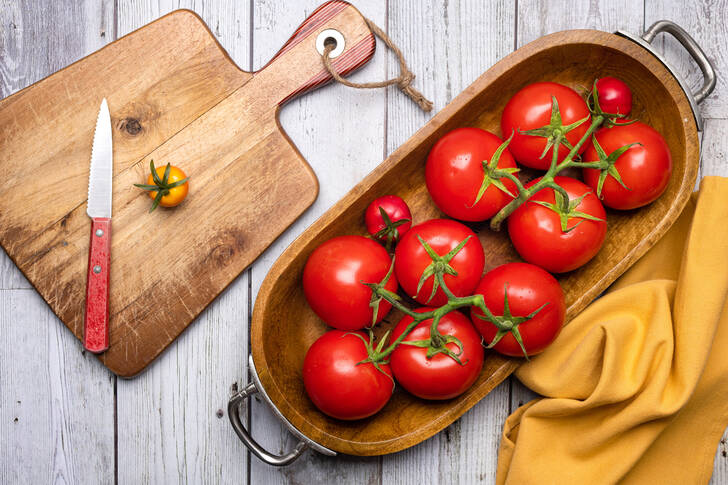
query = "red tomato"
(595, 77, 632, 115)
(583, 121, 672, 210)
(471, 263, 566, 357)
(303, 330, 393, 420)
(501, 82, 591, 170)
(303, 235, 397, 330)
(508, 176, 607, 273)
(425, 127, 518, 221)
(364, 195, 412, 246)
(390, 308, 484, 400)
(395, 219, 485, 306)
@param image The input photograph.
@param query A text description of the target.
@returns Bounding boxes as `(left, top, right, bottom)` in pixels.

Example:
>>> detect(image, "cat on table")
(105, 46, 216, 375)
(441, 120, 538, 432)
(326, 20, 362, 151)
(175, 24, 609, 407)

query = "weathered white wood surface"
(0, 2, 115, 485)
(1, 1, 726, 484)
(247, 1, 388, 484)
(380, 2, 513, 483)
(113, 2, 252, 484)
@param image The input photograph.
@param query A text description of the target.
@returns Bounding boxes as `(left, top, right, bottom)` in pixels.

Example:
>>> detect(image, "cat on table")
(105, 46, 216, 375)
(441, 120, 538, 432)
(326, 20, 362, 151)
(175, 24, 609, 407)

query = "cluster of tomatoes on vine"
(301, 77, 673, 421)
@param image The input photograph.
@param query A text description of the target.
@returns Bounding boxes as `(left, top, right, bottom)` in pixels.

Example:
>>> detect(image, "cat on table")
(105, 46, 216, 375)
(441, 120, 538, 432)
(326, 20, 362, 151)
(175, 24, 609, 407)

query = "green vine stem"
(359, 82, 633, 366)
(488, 79, 641, 230)
(364, 263, 501, 363)
(372, 286, 490, 360)
(489, 113, 605, 230)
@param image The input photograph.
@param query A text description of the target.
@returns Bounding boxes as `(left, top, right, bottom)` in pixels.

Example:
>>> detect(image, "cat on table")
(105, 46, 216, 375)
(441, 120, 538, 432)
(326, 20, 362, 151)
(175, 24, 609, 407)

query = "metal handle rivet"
(95, 229, 104, 237)
(93, 265, 102, 274)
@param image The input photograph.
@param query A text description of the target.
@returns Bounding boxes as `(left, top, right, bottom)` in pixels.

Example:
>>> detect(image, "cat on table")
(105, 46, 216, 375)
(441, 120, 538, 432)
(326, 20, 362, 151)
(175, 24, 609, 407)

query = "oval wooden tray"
(250, 29, 700, 456)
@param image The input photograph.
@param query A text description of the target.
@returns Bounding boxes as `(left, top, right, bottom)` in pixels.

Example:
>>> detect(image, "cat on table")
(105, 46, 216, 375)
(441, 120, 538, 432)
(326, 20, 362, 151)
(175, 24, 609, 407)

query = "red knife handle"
(84, 217, 111, 353)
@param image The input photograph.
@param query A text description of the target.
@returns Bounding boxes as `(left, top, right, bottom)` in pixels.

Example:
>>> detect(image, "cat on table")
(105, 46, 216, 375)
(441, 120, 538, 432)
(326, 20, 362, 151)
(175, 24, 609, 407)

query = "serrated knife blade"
(87, 98, 113, 218)
(84, 99, 113, 353)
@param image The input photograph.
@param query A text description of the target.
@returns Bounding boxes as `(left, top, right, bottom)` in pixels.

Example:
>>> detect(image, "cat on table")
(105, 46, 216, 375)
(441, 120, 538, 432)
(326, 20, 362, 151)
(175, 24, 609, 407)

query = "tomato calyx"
(347, 329, 395, 387)
(489, 111, 605, 231)
(363, 258, 400, 327)
(134, 160, 189, 212)
(372, 206, 411, 251)
(531, 184, 605, 233)
(519, 96, 590, 166)
(489, 78, 638, 230)
(473, 284, 549, 360)
(414, 235, 471, 304)
(400, 322, 466, 364)
(366, 276, 469, 366)
(574, 135, 640, 198)
(469, 132, 520, 206)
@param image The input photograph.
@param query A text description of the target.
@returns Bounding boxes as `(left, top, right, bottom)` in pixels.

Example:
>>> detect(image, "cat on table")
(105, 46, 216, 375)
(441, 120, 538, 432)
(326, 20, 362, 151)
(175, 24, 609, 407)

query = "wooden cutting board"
(0, 1, 375, 377)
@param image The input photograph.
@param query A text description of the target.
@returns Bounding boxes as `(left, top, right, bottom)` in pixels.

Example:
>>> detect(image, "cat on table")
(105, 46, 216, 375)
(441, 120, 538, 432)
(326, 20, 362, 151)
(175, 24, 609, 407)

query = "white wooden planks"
(0, 289, 115, 484)
(115, 275, 251, 484)
(247, 0, 387, 482)
(517, 0, 644, 46)
(113, 2, 252, 484)
(0, 2, 115, 484)
(381, 1, 514, 483)
(2, 1, 728, 484)
(644, 0, 727, 120)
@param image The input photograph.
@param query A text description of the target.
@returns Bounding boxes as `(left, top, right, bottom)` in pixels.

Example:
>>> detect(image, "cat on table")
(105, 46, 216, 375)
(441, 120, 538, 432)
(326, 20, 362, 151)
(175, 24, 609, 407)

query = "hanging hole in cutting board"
(316, 29, 345, 58)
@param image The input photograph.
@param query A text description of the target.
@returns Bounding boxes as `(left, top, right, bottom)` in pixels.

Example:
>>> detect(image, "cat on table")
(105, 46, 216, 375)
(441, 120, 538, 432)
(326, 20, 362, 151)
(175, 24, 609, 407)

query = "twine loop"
(321, 17, 433, 112)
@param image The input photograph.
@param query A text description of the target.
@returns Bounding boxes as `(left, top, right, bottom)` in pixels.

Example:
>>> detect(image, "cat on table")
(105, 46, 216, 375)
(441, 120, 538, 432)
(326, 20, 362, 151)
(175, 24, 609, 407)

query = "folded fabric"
(496, 177, 728, 484)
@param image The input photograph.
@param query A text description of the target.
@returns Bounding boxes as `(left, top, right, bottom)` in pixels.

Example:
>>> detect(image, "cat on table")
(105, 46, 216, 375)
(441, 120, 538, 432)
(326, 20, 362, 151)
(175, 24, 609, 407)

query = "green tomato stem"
(365, 100, 610, 363)
(372, 283, 488, 360)
(489, 114, 605, 231)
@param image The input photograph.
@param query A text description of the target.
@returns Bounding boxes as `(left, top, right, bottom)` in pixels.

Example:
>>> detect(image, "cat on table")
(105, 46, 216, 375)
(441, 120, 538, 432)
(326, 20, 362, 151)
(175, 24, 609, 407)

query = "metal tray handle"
(228, 382, 308, 466)
(641, 20, 716, 104)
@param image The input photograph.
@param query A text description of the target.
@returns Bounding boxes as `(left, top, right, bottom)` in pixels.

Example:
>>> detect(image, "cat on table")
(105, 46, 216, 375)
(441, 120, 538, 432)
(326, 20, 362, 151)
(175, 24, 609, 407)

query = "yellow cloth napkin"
(496, 176, 728, 485)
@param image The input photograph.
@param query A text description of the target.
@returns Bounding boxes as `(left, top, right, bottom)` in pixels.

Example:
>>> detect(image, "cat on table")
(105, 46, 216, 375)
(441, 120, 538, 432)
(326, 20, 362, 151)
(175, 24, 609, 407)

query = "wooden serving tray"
(0, 1, 375, 376)
(250, 29, 699, 455)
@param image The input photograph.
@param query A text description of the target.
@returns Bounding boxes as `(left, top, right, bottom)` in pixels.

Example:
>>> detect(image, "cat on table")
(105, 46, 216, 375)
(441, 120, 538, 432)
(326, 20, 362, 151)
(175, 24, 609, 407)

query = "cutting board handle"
(259, 1, 376, 106)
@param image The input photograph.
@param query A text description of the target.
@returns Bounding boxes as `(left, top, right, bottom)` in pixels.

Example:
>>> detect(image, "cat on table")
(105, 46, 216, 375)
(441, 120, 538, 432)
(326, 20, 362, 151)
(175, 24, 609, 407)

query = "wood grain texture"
(0, 0, 115, 289)
(0, 1, 376, 377)
(381, 390, 510, 484)
(0, 3, 115, 484)
(0, 289, 115, 485)
(251, 28, 700, 456)
(2, 1, 728, 483)
(116, 275, 252, 484)
(702, 120, 728, 177)
(113, 2, 252, 483)
(248, 1, 387, 482)
(382, 0, 514, 481)
(645, 0, 728, 119)
(517, 0, 644, 46)
(0, 9, 250, 376)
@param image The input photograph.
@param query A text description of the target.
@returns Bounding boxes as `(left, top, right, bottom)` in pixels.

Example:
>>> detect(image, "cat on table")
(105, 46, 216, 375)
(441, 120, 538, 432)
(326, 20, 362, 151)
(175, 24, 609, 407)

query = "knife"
(84, 98, 113, 353)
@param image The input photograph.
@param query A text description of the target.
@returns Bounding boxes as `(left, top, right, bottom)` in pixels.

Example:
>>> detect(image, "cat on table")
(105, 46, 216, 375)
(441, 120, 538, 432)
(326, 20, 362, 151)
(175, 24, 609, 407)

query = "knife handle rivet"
(95, 229, 104, 237)
(93, 265, 102, 274)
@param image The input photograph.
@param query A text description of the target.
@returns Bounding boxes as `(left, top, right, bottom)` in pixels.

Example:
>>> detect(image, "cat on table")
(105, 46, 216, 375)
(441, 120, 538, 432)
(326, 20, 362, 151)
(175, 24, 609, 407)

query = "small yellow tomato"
(134, 161, 190, 212)
(146, 165, 189, 207)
